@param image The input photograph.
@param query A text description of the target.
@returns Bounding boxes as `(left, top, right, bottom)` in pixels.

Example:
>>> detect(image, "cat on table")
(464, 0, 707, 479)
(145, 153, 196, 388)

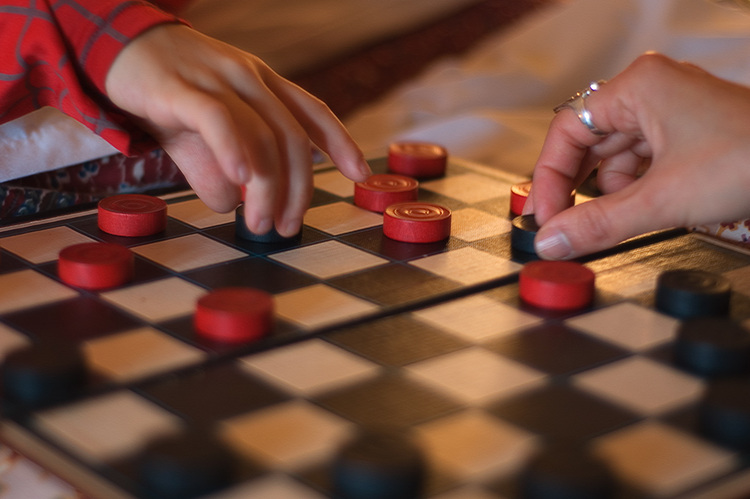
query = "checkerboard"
(2, 156, 750, 498)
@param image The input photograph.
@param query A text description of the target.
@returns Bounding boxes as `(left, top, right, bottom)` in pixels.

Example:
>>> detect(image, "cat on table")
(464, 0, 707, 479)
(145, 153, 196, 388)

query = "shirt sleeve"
(0, 0, 186, 155)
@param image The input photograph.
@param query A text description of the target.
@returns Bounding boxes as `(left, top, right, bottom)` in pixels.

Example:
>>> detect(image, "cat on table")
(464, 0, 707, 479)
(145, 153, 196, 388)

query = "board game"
(1, 153, 750, 499)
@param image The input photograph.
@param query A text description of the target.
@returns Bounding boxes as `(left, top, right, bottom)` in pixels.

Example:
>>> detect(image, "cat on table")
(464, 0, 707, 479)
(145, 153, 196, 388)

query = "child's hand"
(105, 24, 370, 237)
(524, 53, 750, 259)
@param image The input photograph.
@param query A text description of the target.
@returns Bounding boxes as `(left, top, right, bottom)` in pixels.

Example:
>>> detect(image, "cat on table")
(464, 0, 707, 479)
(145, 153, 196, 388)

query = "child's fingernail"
(280, 218, 302, 237)
(355, 157, 371, 178)
(236, 165, 250, 185)
(535, 229, 573, 260)
(254, 217, 274, 235)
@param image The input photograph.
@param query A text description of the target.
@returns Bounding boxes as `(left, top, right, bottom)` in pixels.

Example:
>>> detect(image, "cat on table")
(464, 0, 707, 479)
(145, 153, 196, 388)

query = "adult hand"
(105, 24, 371, 237)
(524, 52, 750, 259)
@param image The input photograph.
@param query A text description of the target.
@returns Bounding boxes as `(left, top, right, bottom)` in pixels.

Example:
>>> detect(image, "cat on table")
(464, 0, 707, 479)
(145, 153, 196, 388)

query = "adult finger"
(533, 177, 661, 260)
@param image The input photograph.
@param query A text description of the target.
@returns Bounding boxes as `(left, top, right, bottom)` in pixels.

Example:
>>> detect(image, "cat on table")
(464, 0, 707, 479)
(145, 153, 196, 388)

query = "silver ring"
(554, 80, 609, 136)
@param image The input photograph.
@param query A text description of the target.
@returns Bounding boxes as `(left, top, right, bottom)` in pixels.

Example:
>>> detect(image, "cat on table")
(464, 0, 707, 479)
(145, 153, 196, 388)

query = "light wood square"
(0, 226, 94, 263)
(132, 233, 245, 272)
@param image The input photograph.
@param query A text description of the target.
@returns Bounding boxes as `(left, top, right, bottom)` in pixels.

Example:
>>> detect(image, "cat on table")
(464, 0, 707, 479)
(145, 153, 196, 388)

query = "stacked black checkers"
(332, 430, 425, 499)
(656, 269, 748, 378)
(655, 269, 731, 319)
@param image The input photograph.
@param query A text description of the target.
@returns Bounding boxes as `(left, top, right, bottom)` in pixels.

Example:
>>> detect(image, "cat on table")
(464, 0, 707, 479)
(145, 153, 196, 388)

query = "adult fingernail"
(535, 229, 573, 260)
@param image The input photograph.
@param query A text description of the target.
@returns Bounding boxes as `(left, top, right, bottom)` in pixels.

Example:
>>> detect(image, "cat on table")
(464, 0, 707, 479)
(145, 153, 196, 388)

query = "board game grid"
(1, 156, 750, 498)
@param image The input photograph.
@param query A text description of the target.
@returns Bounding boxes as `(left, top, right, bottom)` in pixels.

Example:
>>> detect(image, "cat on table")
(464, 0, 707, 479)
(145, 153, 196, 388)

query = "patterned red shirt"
(0, 0, 188, 155)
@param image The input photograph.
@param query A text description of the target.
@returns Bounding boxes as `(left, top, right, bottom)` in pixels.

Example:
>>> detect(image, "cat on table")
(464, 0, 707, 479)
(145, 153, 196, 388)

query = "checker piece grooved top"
(98, 194, 168, 237)
(383, 202, 451, 243)
(387, 142, 447, 178)
(194, 287, 274, 344)
(519, 260, 595, 311)
(354, 174, 419, 213)
(58, 242, 134, 290)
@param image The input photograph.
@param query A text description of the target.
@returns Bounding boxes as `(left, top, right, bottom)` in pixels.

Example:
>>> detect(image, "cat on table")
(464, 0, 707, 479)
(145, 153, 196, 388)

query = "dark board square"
(488, 383, 638, 442)
(3, 296, 143, 342)
(139, 363, 289, 425)
(185, 257, 317, 294)
(329, 263, 460, 307)
(310, 188, 345, 207)
(341, 228, 466, 261)
(485, 322, 628, 376)
(205, 224, 328, 256)
(470, 234, 514, 259)
(0, 250, 27, 274)
(158, 314, 301, 355)
(39, 255, 171, 287)
(316, 374, 460, 429)
(324, 315, 467, 367)
(68, 216, 194, 246)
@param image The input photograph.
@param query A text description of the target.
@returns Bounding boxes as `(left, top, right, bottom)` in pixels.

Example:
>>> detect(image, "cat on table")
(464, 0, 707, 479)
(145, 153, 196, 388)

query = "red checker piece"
(383, 202, 451, 243)
(98, 194, 168, 237)
(388, 142, 448, 178)
(354, 174, 419, 213)
(58, 242, 134, 290)
(509, 181, 575, 217)
(194, 287, 274, 344)
(510, 181, 533, 216)
(519, 260, 595, 311)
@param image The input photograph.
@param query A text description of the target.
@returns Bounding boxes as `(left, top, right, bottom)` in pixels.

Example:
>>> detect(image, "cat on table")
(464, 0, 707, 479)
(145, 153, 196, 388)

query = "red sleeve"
(0, 0, 186, 155)
(152, 0, 192, 14)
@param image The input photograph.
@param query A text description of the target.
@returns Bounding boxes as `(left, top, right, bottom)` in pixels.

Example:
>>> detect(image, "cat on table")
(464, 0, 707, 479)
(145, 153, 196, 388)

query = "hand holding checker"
(525, 52, 750, 259)
(105, 24, 371, 239)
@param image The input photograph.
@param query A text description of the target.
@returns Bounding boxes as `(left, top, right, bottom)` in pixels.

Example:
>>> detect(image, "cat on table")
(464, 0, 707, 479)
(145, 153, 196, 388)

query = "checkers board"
(1, 155, 750, 498)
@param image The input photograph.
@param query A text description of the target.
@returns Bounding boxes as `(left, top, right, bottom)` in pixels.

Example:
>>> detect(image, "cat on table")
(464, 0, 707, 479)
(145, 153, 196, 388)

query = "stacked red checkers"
(519, 261, 595, 311)
(194, 287, 274, 344)
(354, 174, 419, 213)
(98, 194, 168, 237)
(510, 181, 533, 216)
(58, 242, 134, 290)
(383, 202, 451, 243)
(388, 142, 447, 178)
